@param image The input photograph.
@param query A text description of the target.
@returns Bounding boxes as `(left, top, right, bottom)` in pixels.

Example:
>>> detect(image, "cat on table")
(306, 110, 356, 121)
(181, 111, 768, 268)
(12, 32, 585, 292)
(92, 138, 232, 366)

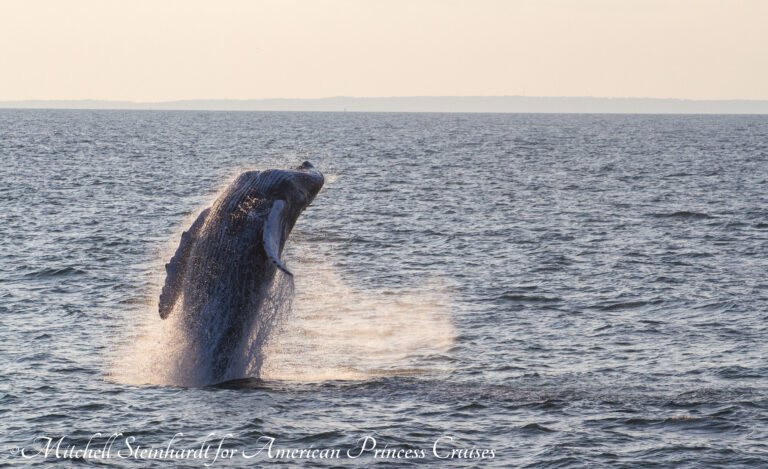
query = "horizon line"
(3, 95, 768, 103)
(2, 95, 768, 114)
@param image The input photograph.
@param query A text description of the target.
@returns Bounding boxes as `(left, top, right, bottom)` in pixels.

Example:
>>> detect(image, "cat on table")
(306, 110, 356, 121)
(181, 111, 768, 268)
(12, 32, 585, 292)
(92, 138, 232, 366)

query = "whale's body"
(159, 162, 323, 383)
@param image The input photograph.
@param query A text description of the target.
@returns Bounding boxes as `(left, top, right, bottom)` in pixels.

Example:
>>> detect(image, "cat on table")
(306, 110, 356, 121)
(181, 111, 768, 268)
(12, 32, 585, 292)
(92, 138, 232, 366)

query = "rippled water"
(1, 110, 767, 467)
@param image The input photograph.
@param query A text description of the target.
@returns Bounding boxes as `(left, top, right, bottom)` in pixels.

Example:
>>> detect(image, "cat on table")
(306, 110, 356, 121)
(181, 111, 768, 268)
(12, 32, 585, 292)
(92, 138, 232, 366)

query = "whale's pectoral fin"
(159, 207, 210, 319)
(263, 199, 293, 277)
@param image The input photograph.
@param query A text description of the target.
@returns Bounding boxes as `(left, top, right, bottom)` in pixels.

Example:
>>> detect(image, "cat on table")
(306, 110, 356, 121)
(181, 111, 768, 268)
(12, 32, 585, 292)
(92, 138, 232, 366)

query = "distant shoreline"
(2, 96, 768, 114)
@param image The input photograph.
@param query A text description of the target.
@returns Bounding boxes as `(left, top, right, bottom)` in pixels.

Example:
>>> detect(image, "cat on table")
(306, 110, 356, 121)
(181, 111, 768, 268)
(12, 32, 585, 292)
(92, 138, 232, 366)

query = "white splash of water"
(109, 238, 455, 386)
(260, 244, 456, 382)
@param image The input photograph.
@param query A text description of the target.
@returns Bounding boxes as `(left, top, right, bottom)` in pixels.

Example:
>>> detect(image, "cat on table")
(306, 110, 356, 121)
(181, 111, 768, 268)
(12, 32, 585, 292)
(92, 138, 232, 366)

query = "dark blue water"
(1, 110, 767, 467)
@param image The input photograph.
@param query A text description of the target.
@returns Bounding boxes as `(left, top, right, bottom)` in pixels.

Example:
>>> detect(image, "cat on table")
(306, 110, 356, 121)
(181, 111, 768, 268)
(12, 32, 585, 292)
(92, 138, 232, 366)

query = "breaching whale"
(158, 162, 324, 383)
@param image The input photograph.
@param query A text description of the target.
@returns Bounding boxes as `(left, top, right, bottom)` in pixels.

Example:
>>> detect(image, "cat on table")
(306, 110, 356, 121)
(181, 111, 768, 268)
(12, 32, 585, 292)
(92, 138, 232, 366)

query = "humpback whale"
(158, 162, 324, 383)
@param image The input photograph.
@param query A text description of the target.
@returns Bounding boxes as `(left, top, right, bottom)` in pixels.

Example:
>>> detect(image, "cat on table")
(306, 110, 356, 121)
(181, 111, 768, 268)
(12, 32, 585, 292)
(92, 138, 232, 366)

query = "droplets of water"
(261, 249, 456, 382)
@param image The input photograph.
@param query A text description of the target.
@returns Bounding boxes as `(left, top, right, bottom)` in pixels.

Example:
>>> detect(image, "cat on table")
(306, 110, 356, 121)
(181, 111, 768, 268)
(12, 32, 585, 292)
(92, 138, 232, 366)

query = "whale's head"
(229, 161, 323, 217)
(281, 161, 324, 210)
(214, 162, 324, 275)
(218, 161, 323, 216)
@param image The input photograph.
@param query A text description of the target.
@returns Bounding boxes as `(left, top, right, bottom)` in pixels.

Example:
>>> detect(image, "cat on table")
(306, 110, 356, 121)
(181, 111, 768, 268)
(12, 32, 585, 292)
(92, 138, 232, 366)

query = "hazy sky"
(1, 0, 766, 101)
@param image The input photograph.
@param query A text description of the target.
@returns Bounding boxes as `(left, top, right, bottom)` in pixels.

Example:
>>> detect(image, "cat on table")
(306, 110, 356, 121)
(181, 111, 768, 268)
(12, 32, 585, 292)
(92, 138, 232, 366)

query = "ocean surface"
(1, 110, 767, 467)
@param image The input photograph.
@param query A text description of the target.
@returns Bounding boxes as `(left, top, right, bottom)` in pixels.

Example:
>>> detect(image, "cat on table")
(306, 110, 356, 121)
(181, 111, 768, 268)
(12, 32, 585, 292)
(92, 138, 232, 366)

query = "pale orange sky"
(1, 0, 766, 101)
